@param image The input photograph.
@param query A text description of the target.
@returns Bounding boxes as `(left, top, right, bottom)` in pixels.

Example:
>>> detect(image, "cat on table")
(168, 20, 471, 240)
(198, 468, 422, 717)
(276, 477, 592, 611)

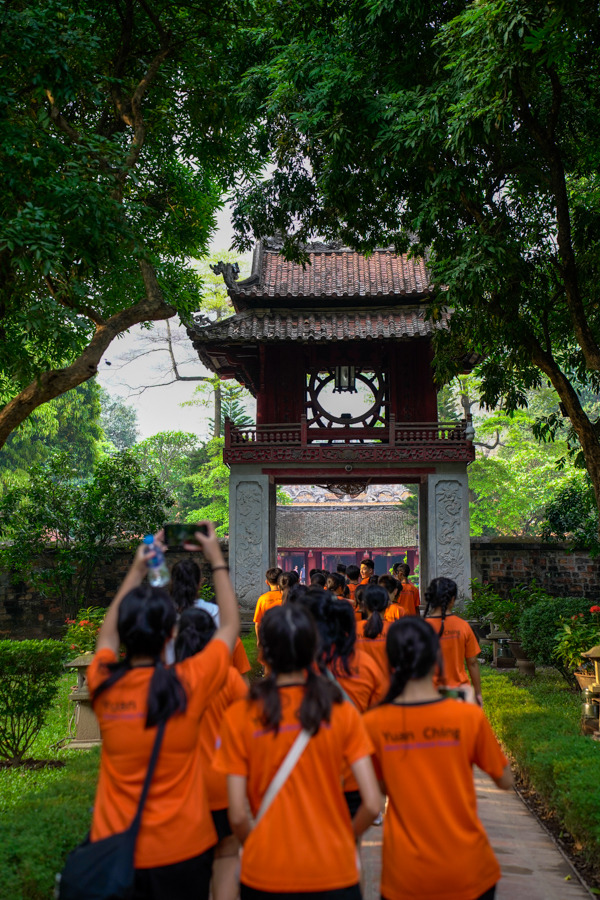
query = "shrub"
(64, 606, 106, 655)
(0, 451, 173, 615)
(463, 579, 501, 623)
(0, 640, 66, 763)
(482, 668, 600, 868)
(519, 597, 593, 674)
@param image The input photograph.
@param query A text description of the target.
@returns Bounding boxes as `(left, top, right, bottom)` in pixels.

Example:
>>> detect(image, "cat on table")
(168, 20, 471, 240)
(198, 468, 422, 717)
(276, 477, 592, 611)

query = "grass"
(241, 630, 261, 680)
(482, 666, 600, 870)
(0, 672, 100, 898)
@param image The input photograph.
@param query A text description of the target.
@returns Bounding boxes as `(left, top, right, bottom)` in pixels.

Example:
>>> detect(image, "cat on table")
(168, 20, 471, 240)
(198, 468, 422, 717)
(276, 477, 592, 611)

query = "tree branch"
(44, 275, 106, 327)
(45, 89, 80, 142)
(0, 260, 175, 447)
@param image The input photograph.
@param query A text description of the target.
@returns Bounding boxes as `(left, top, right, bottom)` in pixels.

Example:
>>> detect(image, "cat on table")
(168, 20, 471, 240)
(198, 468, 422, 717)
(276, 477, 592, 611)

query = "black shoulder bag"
(56, 718, 166, 900)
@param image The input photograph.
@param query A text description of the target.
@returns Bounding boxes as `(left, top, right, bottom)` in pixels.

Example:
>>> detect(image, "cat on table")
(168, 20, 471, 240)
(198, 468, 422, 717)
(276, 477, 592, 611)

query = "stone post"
(229, 466, 276, 619)
(424, 467, 471, 601)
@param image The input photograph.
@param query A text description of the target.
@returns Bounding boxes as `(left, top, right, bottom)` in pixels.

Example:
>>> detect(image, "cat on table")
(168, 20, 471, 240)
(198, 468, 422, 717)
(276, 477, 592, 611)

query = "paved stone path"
(362, 769, 591, 900)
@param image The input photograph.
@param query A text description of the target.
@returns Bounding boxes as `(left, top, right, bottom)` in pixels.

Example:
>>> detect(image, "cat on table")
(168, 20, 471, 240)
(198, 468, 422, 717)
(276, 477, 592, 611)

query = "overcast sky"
(96, 205, 252, 441)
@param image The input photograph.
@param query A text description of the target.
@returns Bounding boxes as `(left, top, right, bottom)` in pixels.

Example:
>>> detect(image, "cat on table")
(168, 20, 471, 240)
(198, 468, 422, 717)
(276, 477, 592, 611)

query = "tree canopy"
(233, 1, 600, 521)
(0, 0, 259, 446)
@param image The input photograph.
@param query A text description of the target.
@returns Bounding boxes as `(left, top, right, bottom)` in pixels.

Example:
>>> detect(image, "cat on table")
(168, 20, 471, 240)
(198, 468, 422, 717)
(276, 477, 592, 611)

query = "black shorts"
(134, 847, 214, 900)
(383, 887, 495, 900)
(211, 807, 233, 841)
(242, 884, 362, 900)
(344, 790, 361, 819)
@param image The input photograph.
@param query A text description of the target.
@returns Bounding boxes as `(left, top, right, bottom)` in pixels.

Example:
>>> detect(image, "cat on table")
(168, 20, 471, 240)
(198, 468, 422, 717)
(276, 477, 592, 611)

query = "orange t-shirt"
(253, 589, 283, 629)
(425, 615, 481, 688)
(383, 602, 406, 624)
(88, 639, 230, 868)
(330, 650, 388, 793)
(398, 583, 420, 616)
(356, 618, 392, 681)
(360, 576, 371, 585)
(347, 583, 359, 601)
(232, 637, 251, 675)
(213, 686, 373, 892)
(364, 699, 507, 900)
(200, 666, 248, 811)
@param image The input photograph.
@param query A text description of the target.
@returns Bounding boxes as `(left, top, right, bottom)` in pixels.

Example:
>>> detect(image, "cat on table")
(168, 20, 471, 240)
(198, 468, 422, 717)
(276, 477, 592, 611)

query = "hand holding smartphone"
(164, 522, 209, 550)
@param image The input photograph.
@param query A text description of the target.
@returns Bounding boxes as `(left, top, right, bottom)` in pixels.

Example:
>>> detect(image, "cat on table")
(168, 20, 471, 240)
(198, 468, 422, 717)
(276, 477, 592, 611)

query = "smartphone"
(164, 522, 208, 549)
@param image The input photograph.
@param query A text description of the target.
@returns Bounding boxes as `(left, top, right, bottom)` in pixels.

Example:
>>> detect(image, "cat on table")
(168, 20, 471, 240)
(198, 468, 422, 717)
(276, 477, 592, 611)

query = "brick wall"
(2, 538, 598, 639)
(0, 543, 229, 640)
(470, 538, 600, 600)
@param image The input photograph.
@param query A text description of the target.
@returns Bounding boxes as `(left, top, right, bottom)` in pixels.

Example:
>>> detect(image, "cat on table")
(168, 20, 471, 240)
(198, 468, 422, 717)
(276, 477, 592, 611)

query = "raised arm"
(96, 539, 156, 655)
(188, 522, 239, 654)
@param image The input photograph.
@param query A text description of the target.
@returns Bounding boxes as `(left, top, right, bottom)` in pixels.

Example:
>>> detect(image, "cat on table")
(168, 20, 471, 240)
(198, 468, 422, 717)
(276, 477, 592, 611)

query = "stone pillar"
(418, 478, 430, 606)
(229, 466, 276, 614)
(424, 467, 471, 601)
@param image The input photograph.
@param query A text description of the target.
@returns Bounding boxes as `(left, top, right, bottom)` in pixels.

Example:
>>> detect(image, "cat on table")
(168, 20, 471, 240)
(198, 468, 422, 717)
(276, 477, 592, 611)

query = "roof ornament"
(211, 260, 261, 293)
(210, 261, 240, 290)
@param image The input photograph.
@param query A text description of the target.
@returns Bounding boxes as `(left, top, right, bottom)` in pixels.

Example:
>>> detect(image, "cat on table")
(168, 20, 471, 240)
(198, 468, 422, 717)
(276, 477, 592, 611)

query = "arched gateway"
(187, 239, 475, 618)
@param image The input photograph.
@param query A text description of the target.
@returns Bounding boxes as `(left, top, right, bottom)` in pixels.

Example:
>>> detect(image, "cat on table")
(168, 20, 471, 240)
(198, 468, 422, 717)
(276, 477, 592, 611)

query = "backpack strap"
(325, 667, 356, 707)
(254, 728, 311, 826)
(130, 718, 166, 837)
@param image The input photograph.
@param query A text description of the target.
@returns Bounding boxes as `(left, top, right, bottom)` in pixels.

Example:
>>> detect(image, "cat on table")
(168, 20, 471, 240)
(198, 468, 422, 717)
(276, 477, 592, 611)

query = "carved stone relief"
(433, 479, 468, 597)
(234, 481, 264, 610)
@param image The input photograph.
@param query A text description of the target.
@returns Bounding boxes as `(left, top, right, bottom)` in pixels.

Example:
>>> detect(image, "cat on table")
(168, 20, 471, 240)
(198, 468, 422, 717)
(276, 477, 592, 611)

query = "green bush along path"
(482, 667, 600, 873)
(0, 672, 99, 899)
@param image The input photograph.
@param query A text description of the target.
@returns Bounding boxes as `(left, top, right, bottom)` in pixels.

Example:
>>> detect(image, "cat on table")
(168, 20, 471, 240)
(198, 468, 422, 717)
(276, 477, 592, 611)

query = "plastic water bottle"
(143, 534, 170, 587)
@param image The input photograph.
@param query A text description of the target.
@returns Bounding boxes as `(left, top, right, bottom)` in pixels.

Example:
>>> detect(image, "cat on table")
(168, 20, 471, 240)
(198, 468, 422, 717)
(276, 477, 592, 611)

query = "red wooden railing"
(225, 416, 473, 448)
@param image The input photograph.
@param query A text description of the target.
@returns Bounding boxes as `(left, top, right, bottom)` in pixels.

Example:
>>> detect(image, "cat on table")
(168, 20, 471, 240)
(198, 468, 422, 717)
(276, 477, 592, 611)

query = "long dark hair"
(170, 558, 201, 613)
(251, 604, 342, 735)
(174, 607, 216, 661)
(423, 577, 457, 637)
(381, 618, 441, 703)
(92, 585, 186, 727)
(290, 588, 356, 677)
(362, 584, 388, 639)
(378, 573, 400, 598)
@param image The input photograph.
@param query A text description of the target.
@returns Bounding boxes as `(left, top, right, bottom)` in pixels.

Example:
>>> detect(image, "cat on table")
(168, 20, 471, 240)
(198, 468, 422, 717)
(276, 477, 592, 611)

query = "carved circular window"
(306, 369, 388, 429)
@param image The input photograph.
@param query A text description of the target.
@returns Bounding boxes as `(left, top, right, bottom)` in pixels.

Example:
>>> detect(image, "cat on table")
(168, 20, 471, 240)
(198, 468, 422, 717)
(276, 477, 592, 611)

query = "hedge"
(519, 598, 593, 669)
(482, 667, 600, 868)
(0, 640, 66, 762)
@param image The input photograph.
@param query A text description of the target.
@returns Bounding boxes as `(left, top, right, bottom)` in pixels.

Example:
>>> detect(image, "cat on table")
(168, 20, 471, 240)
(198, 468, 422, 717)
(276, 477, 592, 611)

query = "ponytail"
(170, 558, 201, 613)
(175, 607, 216, 662)
(92, 585, 186, 727)
(424, 577, 457, 637)
(362, 585, 388, 639)
(251, 603, 341, 735)
(381, 618, 440, 704)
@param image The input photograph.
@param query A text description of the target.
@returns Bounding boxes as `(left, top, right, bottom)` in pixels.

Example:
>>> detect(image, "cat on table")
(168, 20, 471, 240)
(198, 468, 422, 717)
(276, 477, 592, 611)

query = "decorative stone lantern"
(581, 645, 600, 741)
(65, 653, 101, 749)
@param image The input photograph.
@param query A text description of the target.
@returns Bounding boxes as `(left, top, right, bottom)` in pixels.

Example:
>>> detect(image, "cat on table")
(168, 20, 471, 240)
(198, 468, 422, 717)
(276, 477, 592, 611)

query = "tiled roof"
(221, 241, 433, 304)
(276, 505, 418, 549)
(189, 306, 447, 344)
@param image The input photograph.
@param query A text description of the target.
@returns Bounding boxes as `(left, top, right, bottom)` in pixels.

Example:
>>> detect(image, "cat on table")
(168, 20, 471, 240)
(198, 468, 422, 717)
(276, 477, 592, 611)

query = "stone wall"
(0, 543, 228, 640)
(470, 538, 600, 600)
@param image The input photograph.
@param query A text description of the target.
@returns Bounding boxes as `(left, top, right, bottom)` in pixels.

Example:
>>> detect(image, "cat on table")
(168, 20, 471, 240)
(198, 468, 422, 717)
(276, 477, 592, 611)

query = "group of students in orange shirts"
(86, 532, 512, 900)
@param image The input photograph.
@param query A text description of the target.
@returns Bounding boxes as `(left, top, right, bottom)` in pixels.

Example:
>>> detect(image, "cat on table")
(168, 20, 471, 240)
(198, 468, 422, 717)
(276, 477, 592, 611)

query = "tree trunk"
(531, 343, 600, 533)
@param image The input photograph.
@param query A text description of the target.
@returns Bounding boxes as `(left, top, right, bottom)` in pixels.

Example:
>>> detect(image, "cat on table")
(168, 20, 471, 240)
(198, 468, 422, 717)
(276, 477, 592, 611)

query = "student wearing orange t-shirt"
(214, 603, 382, 900)
(346, 564, 360, 602)
(253, 566, 283, 638)
(175, 607, 248, 900)
(364, 617, 513, 900)
(87, 524, 239, 900)
(359, 558, 375, 584)
(170, 557, 250, 680)
(355, 584, 394, 680)
(291, 588, 386, 825)
(424, 576, 482, 705)
(393, 563, 420, 616)
(378, 574, 407, 624)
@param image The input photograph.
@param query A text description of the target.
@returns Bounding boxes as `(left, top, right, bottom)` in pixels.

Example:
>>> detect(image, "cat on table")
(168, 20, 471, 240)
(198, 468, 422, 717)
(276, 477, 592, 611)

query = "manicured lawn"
(0, 672, 100, 898)
(482, 666, 600, 869)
